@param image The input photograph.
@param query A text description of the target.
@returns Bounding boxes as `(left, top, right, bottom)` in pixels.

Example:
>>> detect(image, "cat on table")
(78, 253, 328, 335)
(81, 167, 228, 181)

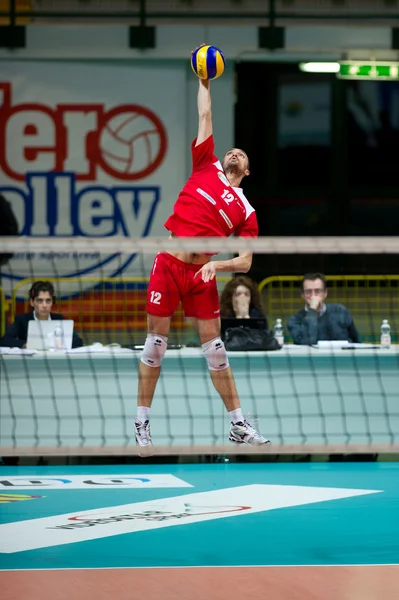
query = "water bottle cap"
(382, 319, 388, 324)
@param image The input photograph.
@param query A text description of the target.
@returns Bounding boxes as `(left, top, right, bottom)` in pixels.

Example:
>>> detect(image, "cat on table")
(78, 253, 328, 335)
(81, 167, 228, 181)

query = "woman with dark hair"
(220, 275, 267, 327)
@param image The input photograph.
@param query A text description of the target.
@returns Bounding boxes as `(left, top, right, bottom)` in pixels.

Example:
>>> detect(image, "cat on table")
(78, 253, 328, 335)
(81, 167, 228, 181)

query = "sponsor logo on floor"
(0, 484, 381, 553)
(0, 494, 44, 504)
(0, 475, 193, 490)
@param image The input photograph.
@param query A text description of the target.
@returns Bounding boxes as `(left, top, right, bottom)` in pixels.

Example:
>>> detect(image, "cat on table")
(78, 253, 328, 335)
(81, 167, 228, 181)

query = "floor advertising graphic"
(1, 463, 398, 600)
(0, 494, 44, 504)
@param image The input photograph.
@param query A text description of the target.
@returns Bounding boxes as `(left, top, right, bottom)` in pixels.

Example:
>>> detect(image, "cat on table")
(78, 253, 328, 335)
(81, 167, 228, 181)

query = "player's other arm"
(196, 78, 212, 146)
(212, 250, 253, 274)
(196, 212, 258, 281)
(195, 250, 253, 283)
(212, 213, 257, 274)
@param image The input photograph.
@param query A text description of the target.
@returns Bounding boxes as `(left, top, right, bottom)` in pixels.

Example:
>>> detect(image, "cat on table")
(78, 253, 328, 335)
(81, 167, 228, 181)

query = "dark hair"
(29, 280, 56, 302)
(301, 273, 327, 291)
(220, 275, 264, 317)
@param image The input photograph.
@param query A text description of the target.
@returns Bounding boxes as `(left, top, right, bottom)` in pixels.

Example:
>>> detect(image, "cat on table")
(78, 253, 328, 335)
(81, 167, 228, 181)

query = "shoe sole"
(136, 443, 154, 458)
(229, 435, 245, 444)
(229, 435, 271, 446)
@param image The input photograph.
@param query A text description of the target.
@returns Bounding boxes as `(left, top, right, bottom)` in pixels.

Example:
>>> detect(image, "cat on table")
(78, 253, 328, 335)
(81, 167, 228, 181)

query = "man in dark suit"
(0, 280, 84, 349)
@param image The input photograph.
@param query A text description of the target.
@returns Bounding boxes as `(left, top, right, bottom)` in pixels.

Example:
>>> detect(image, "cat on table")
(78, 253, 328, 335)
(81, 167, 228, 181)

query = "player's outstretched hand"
(194, 262, 217, 283)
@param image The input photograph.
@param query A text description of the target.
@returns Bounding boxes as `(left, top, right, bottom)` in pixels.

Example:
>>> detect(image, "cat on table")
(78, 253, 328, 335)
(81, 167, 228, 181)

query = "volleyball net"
(0, 235, 398, 457)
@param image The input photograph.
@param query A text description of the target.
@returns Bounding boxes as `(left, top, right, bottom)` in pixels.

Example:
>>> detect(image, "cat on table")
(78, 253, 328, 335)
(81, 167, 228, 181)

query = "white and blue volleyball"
(191, 45, 225, 80)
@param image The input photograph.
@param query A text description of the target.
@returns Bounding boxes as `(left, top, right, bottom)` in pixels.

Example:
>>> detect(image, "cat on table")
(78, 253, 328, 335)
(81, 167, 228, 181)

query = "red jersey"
(164, 135, 258, 239)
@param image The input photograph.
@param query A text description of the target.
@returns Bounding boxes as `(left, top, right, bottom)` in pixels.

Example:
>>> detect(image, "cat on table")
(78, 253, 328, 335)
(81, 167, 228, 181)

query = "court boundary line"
(1, 564, 399, 572)
(1, 443, 399, 456)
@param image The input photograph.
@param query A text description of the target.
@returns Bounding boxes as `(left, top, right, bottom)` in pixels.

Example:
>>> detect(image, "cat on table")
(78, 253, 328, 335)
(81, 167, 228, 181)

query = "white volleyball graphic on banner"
(99, 109, 165, 177)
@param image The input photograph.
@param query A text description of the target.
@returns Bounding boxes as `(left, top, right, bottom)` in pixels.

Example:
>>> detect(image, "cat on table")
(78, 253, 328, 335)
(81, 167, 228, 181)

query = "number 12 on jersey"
(221, 189, 235, 204)
(150, 291, 162, 304)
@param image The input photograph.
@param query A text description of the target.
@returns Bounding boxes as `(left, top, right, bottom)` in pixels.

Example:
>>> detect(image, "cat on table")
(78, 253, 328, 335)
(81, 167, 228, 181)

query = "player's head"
(221, 148, 250, 180)
(29, 281, 56, 319)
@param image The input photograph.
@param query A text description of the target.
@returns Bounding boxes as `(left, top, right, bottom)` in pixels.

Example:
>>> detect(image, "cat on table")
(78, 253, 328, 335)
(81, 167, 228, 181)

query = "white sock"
(137, 406, 150, 423)
(229, 408, 244, 424)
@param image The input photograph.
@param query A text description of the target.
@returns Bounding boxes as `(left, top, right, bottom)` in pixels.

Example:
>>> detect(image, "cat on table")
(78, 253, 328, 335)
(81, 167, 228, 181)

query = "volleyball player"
(135, 77, 270, 449)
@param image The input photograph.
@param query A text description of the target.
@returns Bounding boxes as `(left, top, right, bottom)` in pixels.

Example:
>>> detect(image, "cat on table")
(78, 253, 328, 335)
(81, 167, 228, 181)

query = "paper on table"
(316, 341, 378, 349)
(65, 343, 136, 354)
(316, 340, 350, 349)
(283, 344, 308, 349)
(0, 347, 37, 355)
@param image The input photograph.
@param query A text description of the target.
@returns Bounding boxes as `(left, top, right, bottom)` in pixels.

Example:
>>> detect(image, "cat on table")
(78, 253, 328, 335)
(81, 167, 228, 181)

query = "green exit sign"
(338, 62, 399, 80)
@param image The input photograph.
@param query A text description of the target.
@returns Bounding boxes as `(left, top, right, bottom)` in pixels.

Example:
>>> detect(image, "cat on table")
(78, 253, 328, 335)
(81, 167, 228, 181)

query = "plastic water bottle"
(53, 326, 64, 350)
(380, 319, 391, 349)
(274, 318, 284, 347)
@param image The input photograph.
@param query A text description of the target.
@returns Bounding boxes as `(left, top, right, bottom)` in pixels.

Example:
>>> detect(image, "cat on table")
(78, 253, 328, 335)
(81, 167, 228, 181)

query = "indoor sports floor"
(1, 462, 398, 600)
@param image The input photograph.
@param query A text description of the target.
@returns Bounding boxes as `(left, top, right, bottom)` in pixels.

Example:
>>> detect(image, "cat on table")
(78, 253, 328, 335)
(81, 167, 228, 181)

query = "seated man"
(287, 272, 360, 346)
(0, 280, 83, 349)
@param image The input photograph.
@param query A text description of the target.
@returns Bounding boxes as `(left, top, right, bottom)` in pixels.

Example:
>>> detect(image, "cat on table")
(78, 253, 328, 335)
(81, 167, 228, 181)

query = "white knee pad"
(202, 337, 229, 371)
(141, 333, 168, 368)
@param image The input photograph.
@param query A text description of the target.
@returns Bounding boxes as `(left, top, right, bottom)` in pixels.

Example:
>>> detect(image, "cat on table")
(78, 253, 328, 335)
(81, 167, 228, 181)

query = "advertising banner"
(0, 61, 187, 293)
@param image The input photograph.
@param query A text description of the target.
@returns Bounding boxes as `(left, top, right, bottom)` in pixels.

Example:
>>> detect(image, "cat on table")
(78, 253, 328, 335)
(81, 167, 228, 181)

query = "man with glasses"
(287, 273, 360, 346)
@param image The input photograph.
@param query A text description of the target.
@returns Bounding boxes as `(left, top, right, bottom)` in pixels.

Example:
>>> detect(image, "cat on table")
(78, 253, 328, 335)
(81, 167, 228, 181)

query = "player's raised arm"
(196, 78, 212, 146)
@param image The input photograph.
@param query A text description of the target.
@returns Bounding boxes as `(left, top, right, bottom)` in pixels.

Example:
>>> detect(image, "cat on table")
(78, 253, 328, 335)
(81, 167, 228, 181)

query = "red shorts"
(146, 252, 220, 319)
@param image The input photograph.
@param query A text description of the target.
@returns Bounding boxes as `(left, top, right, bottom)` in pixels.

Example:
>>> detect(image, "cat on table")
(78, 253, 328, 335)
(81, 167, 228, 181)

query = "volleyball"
(191, 45, 225, 80)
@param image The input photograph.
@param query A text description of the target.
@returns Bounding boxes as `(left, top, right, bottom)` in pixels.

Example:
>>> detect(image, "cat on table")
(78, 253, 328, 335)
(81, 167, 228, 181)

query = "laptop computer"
(220, 317, 267, 342)
(27, 320, 75, 351)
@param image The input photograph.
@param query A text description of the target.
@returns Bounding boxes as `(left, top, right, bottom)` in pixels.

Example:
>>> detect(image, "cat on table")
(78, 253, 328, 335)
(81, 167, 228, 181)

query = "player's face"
(30, 291, 53, 320)
(222, 148, 250, 176)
